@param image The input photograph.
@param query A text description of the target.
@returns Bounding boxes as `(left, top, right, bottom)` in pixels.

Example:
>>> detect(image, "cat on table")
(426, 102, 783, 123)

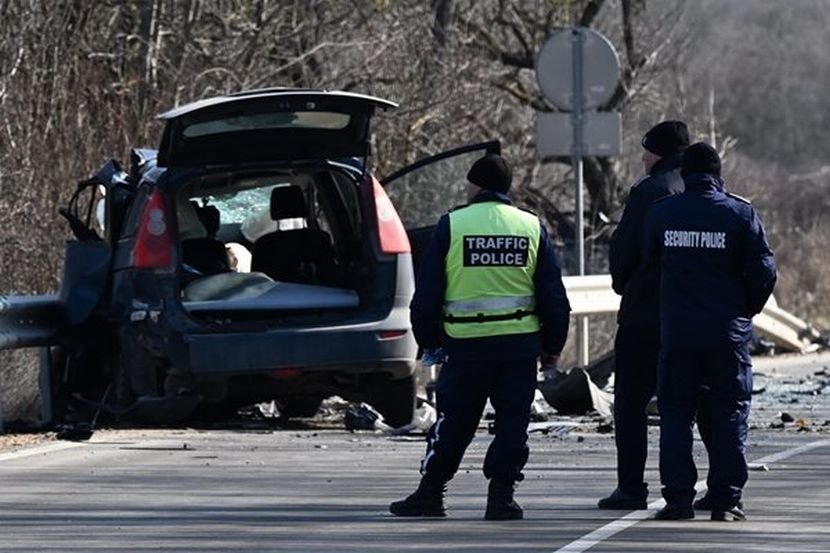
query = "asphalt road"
(0, 352, 829, 553)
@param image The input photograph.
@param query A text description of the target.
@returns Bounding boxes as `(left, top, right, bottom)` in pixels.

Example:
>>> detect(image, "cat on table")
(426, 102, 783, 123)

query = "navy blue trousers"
(420, 355, 538, 483)
(613, 324, 659, 498)
(658, 343, 752, 509)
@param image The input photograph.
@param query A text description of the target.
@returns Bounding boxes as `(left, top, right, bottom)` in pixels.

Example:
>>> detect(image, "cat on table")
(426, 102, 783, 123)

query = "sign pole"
(571, 28, 589, 367)
(536, 26, 620, 368)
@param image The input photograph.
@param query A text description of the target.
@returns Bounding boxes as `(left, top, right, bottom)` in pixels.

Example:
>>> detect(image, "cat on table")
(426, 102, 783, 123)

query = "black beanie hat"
(467, 154, 512, 193)
(641, 120, 690, 157)
(681, 142, 721, 176)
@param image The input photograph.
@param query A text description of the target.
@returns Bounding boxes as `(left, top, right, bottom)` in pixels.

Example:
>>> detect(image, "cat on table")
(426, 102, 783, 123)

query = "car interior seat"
(181, 200, 231, 276)
(251, 185, 339, 286)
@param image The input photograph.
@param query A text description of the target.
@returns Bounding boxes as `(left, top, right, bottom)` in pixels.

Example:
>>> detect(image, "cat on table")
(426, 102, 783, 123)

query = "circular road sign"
(536, 28, 620, 111)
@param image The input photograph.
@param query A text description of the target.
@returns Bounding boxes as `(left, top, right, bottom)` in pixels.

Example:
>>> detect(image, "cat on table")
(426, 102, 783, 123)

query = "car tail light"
(271, 367, 303, 379)
(372, 178, 411, 254)
(133, 189, 174, 270)
(377, 330, 407, 340)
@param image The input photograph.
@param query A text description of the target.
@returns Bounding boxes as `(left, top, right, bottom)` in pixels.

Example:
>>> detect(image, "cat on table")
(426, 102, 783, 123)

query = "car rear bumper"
(182, 306, 417, 379)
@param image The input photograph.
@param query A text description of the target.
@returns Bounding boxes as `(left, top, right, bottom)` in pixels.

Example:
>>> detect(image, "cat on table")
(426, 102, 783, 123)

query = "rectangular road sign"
(536, 111, 622, 158)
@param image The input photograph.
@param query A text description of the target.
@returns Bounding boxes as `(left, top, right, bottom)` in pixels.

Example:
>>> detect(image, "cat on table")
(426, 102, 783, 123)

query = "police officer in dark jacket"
(389, 154, 571, 520)
(643, 143, 777, 521)
(599, 121, 689, 510)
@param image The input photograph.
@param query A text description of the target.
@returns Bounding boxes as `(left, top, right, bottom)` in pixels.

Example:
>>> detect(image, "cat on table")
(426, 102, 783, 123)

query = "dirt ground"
(0, 431, 55, 450)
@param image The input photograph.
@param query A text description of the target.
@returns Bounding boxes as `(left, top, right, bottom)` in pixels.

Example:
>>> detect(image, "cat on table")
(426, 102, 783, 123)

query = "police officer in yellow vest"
(390, 154, 571, 520)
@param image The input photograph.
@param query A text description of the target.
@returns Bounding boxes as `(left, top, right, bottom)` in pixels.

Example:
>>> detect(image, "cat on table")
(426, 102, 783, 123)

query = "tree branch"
(578, 0, 606, 27)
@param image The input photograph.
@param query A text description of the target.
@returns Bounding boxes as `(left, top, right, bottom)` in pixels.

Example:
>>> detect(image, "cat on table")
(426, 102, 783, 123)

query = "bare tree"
(1, 0, 828, 420)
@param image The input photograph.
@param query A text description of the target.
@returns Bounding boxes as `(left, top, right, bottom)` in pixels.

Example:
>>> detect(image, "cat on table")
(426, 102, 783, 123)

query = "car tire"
(38, 346, 67, 426)
(113, 332, 199, 424)
(366, 374, 416, 428)
(277, 397, 324, 419)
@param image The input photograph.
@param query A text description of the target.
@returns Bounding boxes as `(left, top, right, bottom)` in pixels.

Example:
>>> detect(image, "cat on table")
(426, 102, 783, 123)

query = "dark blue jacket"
(642, 173, 777, 348)
(410, 191, 571, 360)
(609, 153, 685, 333)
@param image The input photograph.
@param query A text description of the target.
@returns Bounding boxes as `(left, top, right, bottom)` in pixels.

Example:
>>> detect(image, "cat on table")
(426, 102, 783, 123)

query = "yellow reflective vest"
(443, 201, 541, 339)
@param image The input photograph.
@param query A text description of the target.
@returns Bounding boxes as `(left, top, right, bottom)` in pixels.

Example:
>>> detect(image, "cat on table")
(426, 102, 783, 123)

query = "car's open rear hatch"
(156, 89, 398, 167)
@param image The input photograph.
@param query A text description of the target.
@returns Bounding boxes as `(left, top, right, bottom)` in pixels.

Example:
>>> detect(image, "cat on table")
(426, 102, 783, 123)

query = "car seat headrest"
(270, 185, 308, 221)
(196, 204, 221, 237)
(178, 197, 208, 240)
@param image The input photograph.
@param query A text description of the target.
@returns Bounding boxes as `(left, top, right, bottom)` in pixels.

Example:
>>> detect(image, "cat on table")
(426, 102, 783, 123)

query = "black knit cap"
(681, 142, 721, 176)
(641, 120, 690, 157)
(467, 154, 512, 194)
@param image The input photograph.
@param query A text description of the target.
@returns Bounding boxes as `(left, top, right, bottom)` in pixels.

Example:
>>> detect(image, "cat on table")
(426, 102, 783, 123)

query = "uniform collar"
(682, 172, 724, 191)
(649, 151, 683, 176)
(470, 190, 512, 205)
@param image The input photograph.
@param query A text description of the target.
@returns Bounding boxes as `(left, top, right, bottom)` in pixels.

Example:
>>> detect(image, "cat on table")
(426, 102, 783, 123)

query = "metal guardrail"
(0, 294, 65, 350)
(563, 274, 821, 353)
(0, 277, 821, 353)
(562, 275, 620, 315)
(752, 296, 822, 353)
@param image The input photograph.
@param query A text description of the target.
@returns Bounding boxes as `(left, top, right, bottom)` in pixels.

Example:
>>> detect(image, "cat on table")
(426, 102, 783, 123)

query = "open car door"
(380, 141, 501, 272)
(0, 160, 124, 351)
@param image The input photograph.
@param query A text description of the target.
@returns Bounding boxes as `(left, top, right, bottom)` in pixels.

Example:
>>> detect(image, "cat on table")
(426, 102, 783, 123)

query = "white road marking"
(0, 441, 84, 462)
(553, 439, 830, 553)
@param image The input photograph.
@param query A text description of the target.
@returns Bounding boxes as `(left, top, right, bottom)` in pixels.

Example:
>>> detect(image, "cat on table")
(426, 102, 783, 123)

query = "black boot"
(484, 479, 523, 521)
(389, 477, 447, 517)
(692, 494, 746, 520)
(654, 504, 695, 520)
(598, 488, 648, 510)
(693, 495, 744, 511)
(711, 506, 746, 522)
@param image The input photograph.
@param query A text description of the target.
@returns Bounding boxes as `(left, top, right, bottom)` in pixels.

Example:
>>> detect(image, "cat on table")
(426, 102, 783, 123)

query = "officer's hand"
(539, 352, 559, 371)
(539, 353, 561, 383)
(421, 347, 447, 367)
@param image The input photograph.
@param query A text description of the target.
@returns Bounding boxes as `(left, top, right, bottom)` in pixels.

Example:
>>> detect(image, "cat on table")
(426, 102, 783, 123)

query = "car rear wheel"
(113, 333, 200, 424)
(366, 374, 416, 428)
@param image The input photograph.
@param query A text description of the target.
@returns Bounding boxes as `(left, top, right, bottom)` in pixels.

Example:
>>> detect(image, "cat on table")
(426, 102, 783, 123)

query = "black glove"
(539, 352, 560, 370)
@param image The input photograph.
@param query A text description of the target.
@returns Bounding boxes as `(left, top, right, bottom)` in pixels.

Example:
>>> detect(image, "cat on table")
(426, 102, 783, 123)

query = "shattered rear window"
(204, 185, 277, 224)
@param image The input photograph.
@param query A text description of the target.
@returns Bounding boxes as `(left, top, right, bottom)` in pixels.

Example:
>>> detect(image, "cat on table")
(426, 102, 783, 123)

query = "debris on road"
(779, 412, 795, 423)
(538, 366, 613, 417)
(343, 398, 437, 436)
(536, 351, 616, 418)
(383, 398, 437, 436)
(56, 423, 95, 442)
(527, 420, 581, 439)
(344, 403, 391, 432)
